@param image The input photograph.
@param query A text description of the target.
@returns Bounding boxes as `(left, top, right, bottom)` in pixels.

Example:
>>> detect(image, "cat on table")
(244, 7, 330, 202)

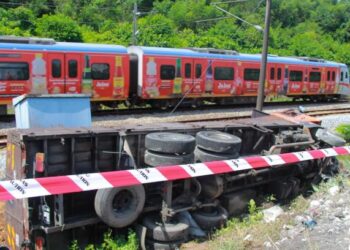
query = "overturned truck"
(4, 110, 345, 250)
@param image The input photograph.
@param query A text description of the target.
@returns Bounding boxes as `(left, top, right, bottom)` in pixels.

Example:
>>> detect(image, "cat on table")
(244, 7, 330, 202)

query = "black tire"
(194, 147, 239, 163)
(145, 150, 194, 167)
(142, 213, 189, 242)
(145, 239, 182, 250)
(94, 185, 145, 228)
(196, 131, 241, 154)
(191, 206, 228, 231)
(145, 132, 195, 154)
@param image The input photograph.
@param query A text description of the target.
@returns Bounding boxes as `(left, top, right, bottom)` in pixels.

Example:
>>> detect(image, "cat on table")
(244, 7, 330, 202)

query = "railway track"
(92, 100, 348, 116)
(178, 107, 350, 123)
(0, 100, 348, 120)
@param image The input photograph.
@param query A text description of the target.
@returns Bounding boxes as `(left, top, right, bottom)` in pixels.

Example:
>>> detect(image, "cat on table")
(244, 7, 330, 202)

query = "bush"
(336, 124, 350, 142)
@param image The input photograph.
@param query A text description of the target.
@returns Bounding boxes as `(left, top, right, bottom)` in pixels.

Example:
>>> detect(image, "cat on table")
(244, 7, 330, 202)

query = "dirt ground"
(0, 202, 5, 245)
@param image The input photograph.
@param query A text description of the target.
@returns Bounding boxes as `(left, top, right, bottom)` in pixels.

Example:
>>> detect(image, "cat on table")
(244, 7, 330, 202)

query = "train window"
(327, 71, 331, 81)
(0, 62, 29, 81)
(52, 59, 61, 78)
(270, 68, 275, 80)
(277, 68, 282, 80)
(68, 60, 78, 78)
(244, 68, 260, 81)
(185, 63, 191, 78)
(214, 67, 234, 80)
(332, 71, 336, 81)
(341, 72, 344, 81)
(91, 63, 110, 80)
(309, 72, 321, 82)
(346, 72, 348, 79)
(160, 65, 175, 80)
(195, 64, 202, 78)
(289, 70, 303, 81)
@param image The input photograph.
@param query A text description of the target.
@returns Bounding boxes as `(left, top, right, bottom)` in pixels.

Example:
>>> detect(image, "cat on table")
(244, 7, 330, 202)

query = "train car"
(0, 36, 349, 113)
(128, 46, 349, 107)
(0, 36, 130, 113)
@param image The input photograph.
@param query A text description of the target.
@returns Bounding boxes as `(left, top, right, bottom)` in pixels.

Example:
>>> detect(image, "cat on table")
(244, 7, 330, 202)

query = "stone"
(295, 215, 306, 224)
(337, 198, 345, 205)
(263, 205, 284, 223)
(310, 200, 321, 209)
(244, 234, 253, 241)
(329, 186, 340, 196)
(263, 241, 272, 248)
(283, 224, 294, 230)
(324, 200, 333, 207)
(335, 211, 345, 219)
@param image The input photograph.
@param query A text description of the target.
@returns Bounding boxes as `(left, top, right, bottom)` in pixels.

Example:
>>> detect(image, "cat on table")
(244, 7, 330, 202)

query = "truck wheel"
(198, 175, 224, 200)
(196, 131, 241, 154)
(94, 185, 145, 228)
(191, 206, 228, 231)
(145, 150, 194, 167)
(145, 133, 195, 154)
(195, 147, 239, 163)
(142, 213, 189, 242)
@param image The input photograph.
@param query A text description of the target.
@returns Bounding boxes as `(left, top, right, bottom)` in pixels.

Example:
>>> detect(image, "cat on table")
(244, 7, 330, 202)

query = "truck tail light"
(35, 236, 44, 250)
(35, 153, 45, 173)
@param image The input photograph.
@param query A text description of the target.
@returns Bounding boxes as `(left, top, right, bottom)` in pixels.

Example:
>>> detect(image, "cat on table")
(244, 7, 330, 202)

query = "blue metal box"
(13, 94, 91, 129)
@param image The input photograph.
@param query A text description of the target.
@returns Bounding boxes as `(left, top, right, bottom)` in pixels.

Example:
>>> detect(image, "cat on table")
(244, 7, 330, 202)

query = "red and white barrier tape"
(0, 146, 349, 201)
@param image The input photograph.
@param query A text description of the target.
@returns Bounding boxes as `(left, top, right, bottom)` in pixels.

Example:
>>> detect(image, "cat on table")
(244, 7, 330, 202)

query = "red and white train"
(0, 36, 349, 113)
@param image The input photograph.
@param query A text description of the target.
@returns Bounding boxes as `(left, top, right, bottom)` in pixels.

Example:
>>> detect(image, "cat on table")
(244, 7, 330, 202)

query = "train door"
(339, 66, 350, 95)
(287, 65, 304, 95)
(193, 59, 206, 95)
(267, 64, 283, 95)
(181, 58, 195, 95)
(324, 68, 336, 94)
(89, 55, 114, 99)
(64, 54, 81, 94)
(307, 67, 321, 94)
(267, 64, 275, 95)
(47, 53, 65, 94)
(212, 60, 237, 95)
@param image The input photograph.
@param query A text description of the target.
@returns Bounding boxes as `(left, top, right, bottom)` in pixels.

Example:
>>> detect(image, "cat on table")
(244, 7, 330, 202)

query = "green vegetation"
(336, 124, 350, 141)
(70, 230, 138, 250)
(1, 0, 350, 64)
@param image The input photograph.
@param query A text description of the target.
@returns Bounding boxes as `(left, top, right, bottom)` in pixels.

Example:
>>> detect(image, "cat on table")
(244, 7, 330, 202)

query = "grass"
(206, 199, 294, 250)
(70, 230, 138, 250)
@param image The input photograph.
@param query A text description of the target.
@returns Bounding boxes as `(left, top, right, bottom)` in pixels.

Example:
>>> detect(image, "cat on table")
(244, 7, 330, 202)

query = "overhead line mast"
(256, 0, 271, 111)
(132, 2, 138, 45)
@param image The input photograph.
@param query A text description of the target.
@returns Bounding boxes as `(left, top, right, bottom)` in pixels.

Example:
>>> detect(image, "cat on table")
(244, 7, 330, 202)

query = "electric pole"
(132, 2, 138, 45)
(256, 0, 271, 111)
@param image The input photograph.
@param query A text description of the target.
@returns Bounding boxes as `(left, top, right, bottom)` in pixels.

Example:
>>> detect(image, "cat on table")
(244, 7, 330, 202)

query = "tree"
(137, 14, 175, 47)
(35, 14, 82, 42)
(167, 0, 220, 30)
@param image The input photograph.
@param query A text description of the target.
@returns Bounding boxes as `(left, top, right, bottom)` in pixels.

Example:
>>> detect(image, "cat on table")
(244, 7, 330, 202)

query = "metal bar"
(267, 139, 315, 155)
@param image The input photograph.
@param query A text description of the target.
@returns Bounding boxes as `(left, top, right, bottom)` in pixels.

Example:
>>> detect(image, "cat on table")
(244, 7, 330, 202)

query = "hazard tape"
(0, 146, 349, 201)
